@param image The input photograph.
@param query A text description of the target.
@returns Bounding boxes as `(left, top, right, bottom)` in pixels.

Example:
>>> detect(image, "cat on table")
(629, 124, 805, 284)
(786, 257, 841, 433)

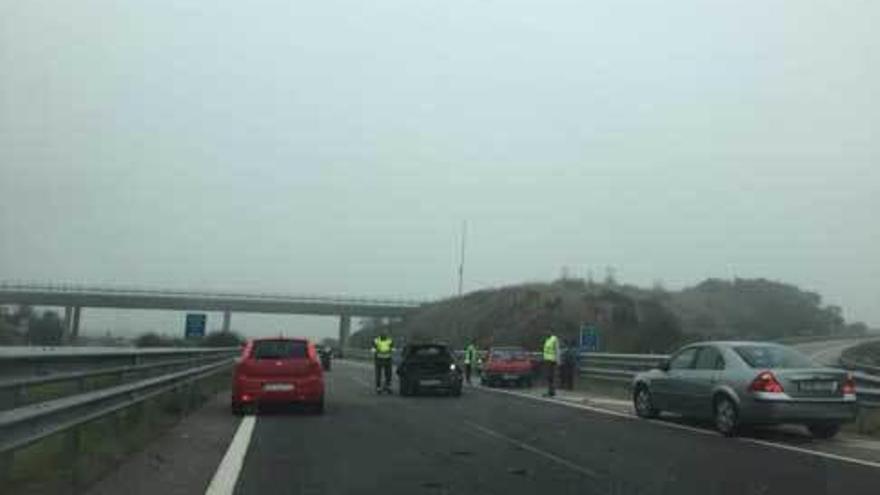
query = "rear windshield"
(407, 346, 449, 359)
(491, 349, 528, 360)
(251, 340, 307, 360)
(734, 345, 816, 369)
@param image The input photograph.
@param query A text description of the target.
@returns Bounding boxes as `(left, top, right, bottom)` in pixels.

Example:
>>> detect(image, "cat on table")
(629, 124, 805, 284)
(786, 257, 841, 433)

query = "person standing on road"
(561, 339, 577, 390)
(542, 331, 560, 397)
(373, 332, 394, 394)
(464, 341, 478, 385)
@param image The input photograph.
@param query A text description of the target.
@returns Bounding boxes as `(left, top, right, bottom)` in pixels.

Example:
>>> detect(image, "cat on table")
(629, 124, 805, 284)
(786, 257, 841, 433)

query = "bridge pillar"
(338, 315, 351, 350)
(63, 307, 73, 342)
(222, 310, 231, 333)
(71, 306, 82, 341)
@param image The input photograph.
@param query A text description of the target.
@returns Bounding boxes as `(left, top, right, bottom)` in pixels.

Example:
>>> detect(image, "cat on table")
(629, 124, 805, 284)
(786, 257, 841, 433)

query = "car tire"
(311, 397, 325, 415)
(400, 379, 410, 397)
(633, 385, 659, 419)
(714, 395, 739, 437)
(452, 386, 462, 397)
(808, 423, 840, 439)
(231, 402, 243, 416)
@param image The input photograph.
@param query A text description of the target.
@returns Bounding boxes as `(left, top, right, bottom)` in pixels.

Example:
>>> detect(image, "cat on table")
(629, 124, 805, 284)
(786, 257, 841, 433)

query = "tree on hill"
(670, 278, 846, 339)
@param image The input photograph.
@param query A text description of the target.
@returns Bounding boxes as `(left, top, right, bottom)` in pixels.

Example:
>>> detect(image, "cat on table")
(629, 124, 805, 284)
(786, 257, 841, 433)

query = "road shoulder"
(86, 391, 240, 495)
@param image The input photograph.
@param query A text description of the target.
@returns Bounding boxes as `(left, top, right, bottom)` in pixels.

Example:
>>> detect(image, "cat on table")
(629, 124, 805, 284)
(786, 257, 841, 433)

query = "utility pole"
(457, 220, 467, 297)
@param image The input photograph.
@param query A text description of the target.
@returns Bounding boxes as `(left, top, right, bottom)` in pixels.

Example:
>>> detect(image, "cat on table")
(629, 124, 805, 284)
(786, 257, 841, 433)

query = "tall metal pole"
(457, 220, 467, 297)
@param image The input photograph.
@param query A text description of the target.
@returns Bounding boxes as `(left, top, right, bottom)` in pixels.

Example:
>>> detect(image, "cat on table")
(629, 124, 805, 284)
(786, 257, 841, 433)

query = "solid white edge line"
(465, 420, 600, 479)
(741, 437, 880, 470)
(474, 382, 880, 468)
(205, 415, 257, 495)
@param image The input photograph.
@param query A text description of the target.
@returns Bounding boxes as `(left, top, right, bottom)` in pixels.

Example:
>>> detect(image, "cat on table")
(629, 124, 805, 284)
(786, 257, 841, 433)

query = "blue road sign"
(185, 313, 206, 339)
(579, 324, 599, 352)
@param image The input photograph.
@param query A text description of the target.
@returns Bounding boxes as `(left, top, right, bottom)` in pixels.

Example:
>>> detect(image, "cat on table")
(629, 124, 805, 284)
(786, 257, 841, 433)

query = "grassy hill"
(350, 277, 864, 354)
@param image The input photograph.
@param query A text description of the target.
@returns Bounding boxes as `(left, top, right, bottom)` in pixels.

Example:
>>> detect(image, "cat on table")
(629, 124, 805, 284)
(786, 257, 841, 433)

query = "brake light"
(749, 371, 784, 393)
(842, 373, 856, 396)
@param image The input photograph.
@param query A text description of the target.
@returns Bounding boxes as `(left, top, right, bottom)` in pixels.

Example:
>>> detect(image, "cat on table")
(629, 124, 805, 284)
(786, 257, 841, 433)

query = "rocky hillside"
(350, 278, 865, 354)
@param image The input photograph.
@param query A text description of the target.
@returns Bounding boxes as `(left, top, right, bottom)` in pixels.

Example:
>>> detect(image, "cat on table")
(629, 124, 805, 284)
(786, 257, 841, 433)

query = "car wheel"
(714, 396, 739, 437)
(231, 402, 243, 416)
(525, 378, 533, 388)
(452, 386, 462, 397)
(311, 397, 325, 415)
(633, 385, 658, 419)
(808, 423, 840, 439)
(400, 380, 410, 397)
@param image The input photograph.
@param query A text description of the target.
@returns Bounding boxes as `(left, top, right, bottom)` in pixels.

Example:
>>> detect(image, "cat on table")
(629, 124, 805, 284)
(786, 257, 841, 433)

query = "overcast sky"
(1, 1, 878, 339)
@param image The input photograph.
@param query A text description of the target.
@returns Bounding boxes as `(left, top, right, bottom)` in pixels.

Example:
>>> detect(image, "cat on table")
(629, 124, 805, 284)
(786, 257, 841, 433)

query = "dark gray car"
(632, 341, 857, 438)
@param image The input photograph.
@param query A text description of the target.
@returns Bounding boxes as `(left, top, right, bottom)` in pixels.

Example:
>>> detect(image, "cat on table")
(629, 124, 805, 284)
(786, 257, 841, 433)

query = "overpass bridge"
(0, 282, 423, 347)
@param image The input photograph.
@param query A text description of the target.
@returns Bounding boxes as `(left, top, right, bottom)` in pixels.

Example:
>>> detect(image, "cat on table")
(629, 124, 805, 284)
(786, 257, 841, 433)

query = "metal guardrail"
(0, 281, 425, 306)
(838, 354, 880, 407)
(0, 346, 238, 484)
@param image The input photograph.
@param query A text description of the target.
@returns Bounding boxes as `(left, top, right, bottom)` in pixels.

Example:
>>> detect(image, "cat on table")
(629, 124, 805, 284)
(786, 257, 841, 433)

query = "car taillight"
(749, 371, 784, 393)
(842, 373, 856, 396)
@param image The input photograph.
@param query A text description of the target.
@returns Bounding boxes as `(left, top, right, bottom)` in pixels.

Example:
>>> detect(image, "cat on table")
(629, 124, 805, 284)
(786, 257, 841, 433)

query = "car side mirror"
(658, 359, 670, 372)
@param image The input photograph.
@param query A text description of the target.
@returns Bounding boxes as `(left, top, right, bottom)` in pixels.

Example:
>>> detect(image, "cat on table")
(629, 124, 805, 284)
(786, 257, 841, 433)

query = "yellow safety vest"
(464, 345, 477, 364)
(374, 337, 393, 359)
(543, 335, 559, 363)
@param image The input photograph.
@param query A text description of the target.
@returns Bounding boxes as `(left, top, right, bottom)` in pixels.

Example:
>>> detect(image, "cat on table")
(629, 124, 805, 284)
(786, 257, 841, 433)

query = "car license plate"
(419, 379, 442, 386)
(503, 374, 519, 380)
(799, 381, 836, 393)
(263, 383, 294, 392)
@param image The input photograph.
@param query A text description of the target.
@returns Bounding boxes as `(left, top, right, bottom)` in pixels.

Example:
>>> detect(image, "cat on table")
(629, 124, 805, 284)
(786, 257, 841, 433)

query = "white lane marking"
(475, 384, 634, 420)
(741, 437, 880, 470)
(349, 375, 372, 388)
(474, 383, 880, 466)
(464, 420, 599, 479)
(205, 416, 257, 495)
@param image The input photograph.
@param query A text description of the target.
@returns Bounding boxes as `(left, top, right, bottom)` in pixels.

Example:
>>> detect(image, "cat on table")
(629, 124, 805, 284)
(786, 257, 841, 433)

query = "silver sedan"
(632, 341, 857, 438)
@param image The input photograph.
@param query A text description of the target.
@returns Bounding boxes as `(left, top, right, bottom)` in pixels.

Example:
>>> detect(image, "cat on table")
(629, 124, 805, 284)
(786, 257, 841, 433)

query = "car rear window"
(407, 346, 449, 359)
(251, 340, 307, 360)
(491, 349, 527, 360)
(733, 345, 816, 369)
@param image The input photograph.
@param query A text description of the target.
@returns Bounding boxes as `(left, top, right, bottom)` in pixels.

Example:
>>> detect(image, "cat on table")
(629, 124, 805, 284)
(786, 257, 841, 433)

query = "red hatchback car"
(480, 346, 535, 388)
(232, 338, 325, 414)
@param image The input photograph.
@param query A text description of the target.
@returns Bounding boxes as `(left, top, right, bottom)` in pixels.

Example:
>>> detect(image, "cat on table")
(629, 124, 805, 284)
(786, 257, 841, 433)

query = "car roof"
(683, 341, 786, 348)
(250, 337, 309, 343)
(490, 346, 526, 351)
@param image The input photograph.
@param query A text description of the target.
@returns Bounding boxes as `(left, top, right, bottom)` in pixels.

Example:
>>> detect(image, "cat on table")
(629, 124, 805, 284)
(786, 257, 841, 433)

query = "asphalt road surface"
(215, 360, 880, 495)
(794, 338, 874, 366)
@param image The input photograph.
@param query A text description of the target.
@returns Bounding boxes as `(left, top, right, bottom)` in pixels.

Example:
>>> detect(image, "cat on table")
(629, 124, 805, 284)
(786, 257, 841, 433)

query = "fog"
(2, 1, 878, 338)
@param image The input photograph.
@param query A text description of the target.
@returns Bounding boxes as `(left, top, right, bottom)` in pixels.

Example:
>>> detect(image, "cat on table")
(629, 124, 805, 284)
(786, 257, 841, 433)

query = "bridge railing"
(0, 347, 238, 488)
(0, 281, 425, 307)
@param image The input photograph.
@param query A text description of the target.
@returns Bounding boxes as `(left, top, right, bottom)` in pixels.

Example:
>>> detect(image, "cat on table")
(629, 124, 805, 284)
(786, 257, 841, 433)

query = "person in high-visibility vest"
(463, 341, 478, 385)
(542, 332, 560, 397)
(373, 333, 394, 394)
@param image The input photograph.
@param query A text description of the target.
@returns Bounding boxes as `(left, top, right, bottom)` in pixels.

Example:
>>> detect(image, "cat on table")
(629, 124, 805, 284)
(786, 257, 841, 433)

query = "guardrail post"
(67, 426, 83, 491)
(0, 387, 16, 410)
(0, 450, 12, 488)
(14, 384, 26, 409)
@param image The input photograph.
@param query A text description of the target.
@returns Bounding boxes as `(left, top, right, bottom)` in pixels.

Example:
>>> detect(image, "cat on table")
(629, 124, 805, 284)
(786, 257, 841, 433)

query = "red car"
(231, 338, 325, 414)
(480, 346, 534, 388)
